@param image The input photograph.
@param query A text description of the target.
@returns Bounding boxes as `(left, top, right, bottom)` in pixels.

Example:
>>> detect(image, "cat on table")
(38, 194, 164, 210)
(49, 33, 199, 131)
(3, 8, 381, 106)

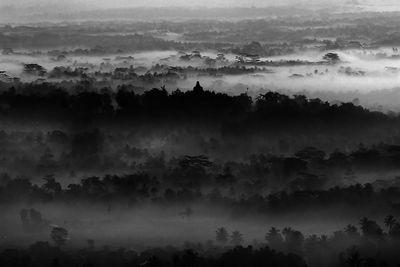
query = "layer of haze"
(0, 0, 340, 8)
(1, 0, 400, 10)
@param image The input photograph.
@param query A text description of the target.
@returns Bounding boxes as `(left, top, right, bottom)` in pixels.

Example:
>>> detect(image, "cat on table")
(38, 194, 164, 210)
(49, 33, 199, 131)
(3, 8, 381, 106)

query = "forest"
(3, 1, 400, 266)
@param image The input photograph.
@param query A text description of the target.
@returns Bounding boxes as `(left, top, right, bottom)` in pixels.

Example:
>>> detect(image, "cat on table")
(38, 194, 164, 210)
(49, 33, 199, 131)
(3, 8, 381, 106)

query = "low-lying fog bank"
(3, 48, 400, 111)
(0, 203, 383, 250)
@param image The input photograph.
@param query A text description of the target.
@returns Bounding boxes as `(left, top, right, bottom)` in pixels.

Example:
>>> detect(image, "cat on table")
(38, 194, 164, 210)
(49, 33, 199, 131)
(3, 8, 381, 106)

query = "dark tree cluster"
(3, 172, 400, 220)
(260, 215, 400, 267)
(3, 216, 400, 267)
(0, 243, 306, 267)
(0, 82, 392, 132)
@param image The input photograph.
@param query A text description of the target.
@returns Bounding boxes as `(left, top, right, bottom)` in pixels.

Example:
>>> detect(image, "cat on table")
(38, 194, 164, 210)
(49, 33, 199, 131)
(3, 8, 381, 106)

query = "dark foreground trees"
(0, 81, 391, 131)
(0, 244, 307, 267)
(3, 216, 400, 267)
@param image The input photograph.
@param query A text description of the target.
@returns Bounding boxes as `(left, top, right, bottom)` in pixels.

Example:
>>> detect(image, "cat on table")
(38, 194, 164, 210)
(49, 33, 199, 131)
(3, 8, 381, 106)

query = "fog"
(4, 48, 400, 111)
(0, 202, 378, 250)
(3, 0, 400, 24)
(2, 3, 400, 266)
(0, 0, 345, 9)
(2, 0, 400, 9)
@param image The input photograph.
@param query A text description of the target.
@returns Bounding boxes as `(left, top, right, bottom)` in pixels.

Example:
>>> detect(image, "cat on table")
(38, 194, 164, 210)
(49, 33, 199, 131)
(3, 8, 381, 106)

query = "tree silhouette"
(51, 226, 69, 247)
(23, 63, 47, 76)
(347, 247, 362, 267)
(265, 227, 284, 250)
(216, 227, 229, 245)
(359, 217, 383, 238)
(230, 230, 244, 246)
(282, 227, 304, 254)
(344, 224, 360, 237)
(42, 175, 62, 196)
(384, 215, 396, 232)
(323, 53, 340, 63)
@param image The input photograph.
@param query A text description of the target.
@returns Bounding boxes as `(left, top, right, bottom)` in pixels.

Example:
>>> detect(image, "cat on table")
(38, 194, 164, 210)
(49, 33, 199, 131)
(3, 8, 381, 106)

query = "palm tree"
(265, 227, 283, 242)
(384, 215, 396, 232)
(347, 247, 362, 267)
(42, 174, 62, 195)
(265, 227, 284, 250)
(282, 227, 293, 237)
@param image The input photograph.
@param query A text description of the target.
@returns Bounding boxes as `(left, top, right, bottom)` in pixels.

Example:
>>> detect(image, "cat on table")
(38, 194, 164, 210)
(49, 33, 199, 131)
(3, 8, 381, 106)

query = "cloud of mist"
(4, 48, 400, 111)
(2, 0, 400, 9)
(0, 0, 314, 9)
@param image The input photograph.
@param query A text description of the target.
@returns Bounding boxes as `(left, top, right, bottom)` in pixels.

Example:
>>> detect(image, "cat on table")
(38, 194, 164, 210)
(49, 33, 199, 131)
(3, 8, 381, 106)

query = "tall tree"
(384, 215, 396, 232)
(216, 227, 229, 245)
(230, 230, 244, 246)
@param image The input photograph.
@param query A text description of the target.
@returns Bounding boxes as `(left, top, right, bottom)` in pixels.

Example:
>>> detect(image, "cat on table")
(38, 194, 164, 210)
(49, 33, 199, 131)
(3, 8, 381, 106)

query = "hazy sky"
(0, 0, 349, 8)
(0, 0, 282, 8)
(0, 0, 343, 23)
(1, 0, 400, 21)
(1, 0, 400, 9)
(2, 0, 400, 9)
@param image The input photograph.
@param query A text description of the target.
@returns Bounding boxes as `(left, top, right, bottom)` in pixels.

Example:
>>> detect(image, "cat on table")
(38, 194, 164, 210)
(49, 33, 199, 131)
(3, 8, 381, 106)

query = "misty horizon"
(2, 0, 400, 25)
(2, 1, 400, 267)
